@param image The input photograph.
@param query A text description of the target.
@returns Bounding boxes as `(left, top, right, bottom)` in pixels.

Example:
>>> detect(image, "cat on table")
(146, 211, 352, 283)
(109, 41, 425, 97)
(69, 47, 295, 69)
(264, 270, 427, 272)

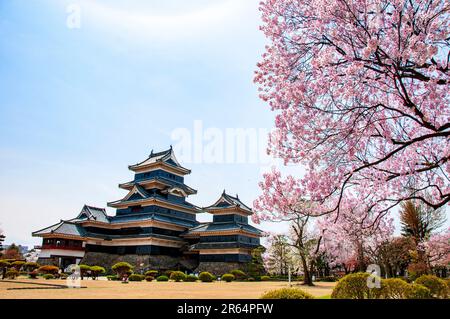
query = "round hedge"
(145, 270, 158, 277)
(185, 275, 198, 282)
(43, 274, 55, 280)
(415, 275, 448, 299)
(230, 269, 246, 280)
(5, 269, 19, 279)
(145, 276, 154, 282)
(261, 276, 271, 281)
(221, 274, 235, 282)
(331, 272, 379, 299)
(260, 288, 314, 299)
(156, 275, 169, 282)
(170, 271, 187, 282)
(128, 274, 145, 282)
(38, 265, 59, 274)
(376, 278, 411, 299)
(199, 272, 214, 282)
(405, 283, 432, 299)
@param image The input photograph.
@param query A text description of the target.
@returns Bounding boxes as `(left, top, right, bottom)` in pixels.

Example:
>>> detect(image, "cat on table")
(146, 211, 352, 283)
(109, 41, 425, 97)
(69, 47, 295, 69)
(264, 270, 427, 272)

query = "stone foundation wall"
(80, 252, 198, 273)
(194, 262, 245, 275)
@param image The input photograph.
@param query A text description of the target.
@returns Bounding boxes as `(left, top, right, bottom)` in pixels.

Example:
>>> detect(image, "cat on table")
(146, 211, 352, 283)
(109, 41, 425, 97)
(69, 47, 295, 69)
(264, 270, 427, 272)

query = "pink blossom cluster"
(254, 0, 450, 216)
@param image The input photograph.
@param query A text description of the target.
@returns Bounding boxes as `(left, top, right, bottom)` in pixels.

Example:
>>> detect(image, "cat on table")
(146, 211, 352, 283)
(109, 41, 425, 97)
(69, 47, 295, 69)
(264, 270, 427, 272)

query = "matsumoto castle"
(32, 147, 262, 273)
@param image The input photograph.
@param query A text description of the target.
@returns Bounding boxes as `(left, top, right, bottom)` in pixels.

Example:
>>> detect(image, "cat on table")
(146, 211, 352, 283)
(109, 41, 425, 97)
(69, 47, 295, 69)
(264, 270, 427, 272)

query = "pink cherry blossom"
(254, 0, 450, 217)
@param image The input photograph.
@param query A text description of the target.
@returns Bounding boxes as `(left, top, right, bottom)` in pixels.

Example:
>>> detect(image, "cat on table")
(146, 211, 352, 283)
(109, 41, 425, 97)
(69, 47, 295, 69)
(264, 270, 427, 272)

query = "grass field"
(0, 278, 335, 299)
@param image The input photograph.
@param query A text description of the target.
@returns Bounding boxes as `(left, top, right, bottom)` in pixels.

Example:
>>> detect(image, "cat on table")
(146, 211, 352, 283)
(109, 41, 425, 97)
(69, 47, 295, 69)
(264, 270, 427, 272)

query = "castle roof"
(183, 221, 262, 236)
(128, 147, 190, 174)
(204, 191, 253, 214)
(32, 220, 86, 237)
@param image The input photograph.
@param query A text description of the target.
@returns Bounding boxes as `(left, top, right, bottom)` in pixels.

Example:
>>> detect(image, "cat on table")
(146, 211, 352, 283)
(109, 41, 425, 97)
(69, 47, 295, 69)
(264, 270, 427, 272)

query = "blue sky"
(0, 0, 288, 246)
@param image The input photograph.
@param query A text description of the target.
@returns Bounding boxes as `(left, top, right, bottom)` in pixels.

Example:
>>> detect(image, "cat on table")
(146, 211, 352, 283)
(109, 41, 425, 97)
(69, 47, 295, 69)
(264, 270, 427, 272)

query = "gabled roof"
(128, 146, 190, 174)
(118, 177, 197, 195)
(76, 205, 110, 223)
(183, 221, 262, 236)
(32, 220, 85, 237)
(121, 184, 150, 201)
(204, 191, 253, 214)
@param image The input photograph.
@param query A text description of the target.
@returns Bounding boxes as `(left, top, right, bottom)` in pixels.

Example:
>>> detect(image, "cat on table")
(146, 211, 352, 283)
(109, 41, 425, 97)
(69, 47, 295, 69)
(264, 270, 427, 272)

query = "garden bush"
(145, 270, 158, 277)
(145, 276, 154, 282)
(164, 270, 175, 277)
(247, 277, 255, 281)
(185, 275, 198, 282)
(106, 275, 118, 281)
(261, 276, 271, 281)
(38, 265, 59, 275)
(260, 288, 314, 299)
(221, 274, 235, 282)
(43, 274, 55, 280)
(376, 278, 411, 299)
(90, 266, 106, 279)
(405, 283, 432, 299)
(112, 262, 134, 279)
(156, 275, 169, 282)
(199, 272, 214, 282)
(11, 261, 25, 271)
(79, 264, 91, 278)
(128, 274, 145, 282)
(331, 272, 379, 299)
(230, 269, 246, 280)
(24, 262, 39, 272)
(415, 275, 448, 299)
(170, 271, 187, 282)
(5, 269, 19, 279)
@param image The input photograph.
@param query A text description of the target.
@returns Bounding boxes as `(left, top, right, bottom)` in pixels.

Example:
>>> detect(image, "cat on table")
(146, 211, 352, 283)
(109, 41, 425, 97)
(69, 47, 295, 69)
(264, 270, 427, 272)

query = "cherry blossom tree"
(254, 0, 450, 217)
(318, 205, 394, 272)
(422, 227, 450, 267)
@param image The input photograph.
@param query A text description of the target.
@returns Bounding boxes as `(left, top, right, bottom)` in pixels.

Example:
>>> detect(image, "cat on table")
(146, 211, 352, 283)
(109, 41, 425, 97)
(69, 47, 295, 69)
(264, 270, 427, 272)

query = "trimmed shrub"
(112, 262, 134, 279)
(43, 274, 55, 280)
(170, 271, 187, 282)
(331, 272, 379, 299)
(185, 275, 198, 282)
(145, 276, 154, 282)
(199, 272, 214, 283)
(145, 270, 158, 277)
(221, 274, 235, 282)
(38, 265, 59, 275)
(156, 275, 169, 282)
(247, 277, 255, 281)
(260, 288, 315, 299)
(29, 270, 38, 279)
(90, 266, 106, 279)
(11, 261, 25, 271)
(405, 283, 432, 299)
(79, 264, 91, 279)
(24, 262, 39, 272)
(5, 269, 19, 279)
(376, 278, 411, 299)
(230, 269, 246, 280)
(106, 275, 118, 281)
(164, 270, 175, 277)
(415, 275, 448, 299)
(128, 274, 145, 282)
(261, 276, 271, 281)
